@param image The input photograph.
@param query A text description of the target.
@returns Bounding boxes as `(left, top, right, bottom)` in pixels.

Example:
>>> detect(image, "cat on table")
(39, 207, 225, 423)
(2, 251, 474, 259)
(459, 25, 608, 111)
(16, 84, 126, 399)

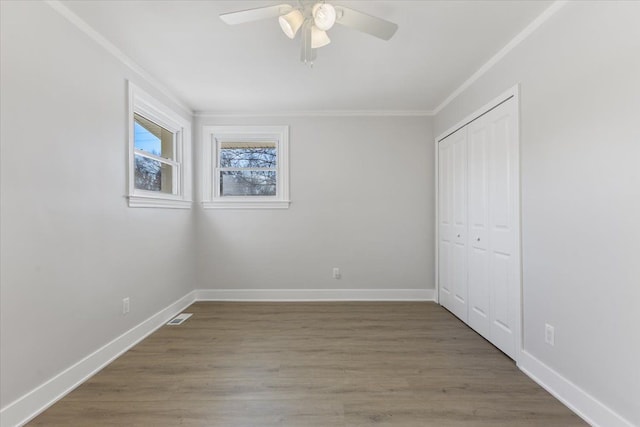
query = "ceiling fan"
(220, 1, 398, 65)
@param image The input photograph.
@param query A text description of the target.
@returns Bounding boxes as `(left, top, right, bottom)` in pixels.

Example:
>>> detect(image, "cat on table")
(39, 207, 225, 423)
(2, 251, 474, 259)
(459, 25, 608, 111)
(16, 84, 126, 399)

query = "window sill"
(128, 195, 192, 209)
(202, 200, 290, 209)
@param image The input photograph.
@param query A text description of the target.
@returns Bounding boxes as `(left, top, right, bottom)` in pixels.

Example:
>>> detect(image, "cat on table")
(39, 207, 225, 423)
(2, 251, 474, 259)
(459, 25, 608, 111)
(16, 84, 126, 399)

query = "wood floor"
(29, 302, 586, 426)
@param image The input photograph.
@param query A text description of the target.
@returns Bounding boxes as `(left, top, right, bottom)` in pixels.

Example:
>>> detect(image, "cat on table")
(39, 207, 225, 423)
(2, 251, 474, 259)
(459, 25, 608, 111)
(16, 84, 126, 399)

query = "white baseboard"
(0, 291, 197, 427)
(195, 288, 436, 302)
(518, 350, 634, 427)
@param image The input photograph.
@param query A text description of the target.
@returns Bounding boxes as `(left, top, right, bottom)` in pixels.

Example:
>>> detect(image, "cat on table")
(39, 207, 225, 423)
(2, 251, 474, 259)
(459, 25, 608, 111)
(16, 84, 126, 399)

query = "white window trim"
(128, 82, 192, 208)
(201, 125, 290, 209)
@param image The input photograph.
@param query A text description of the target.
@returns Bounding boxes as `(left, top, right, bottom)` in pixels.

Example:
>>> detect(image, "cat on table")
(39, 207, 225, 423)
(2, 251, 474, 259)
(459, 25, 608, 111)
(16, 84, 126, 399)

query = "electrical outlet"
(332, 267, 341, 279)
(122, 297, 130, 315)
(545, 323, 555, 346)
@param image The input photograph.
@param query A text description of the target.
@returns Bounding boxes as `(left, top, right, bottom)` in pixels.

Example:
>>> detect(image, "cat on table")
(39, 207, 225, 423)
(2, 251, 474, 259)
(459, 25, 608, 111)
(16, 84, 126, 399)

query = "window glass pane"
(220, 171, 276, 196)
(134, 154, 173, 194)
(134, 113, 174, 160)
(220, 141, 276, 168)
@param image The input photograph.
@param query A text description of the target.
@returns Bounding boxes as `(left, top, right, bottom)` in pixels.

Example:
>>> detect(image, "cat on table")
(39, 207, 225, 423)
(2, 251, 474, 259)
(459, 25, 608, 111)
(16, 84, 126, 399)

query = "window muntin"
(201, 126, 290, 209)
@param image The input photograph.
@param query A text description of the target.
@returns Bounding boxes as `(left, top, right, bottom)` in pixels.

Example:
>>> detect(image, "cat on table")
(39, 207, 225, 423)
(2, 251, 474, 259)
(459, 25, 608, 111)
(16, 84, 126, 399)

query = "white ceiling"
(61, 0, 553, 114)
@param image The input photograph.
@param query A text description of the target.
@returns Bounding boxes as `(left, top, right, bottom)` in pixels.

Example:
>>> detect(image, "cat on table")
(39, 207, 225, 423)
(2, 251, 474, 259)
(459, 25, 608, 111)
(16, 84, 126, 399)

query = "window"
(133, 113, 176, 194)
(219, 141, 277, 196)
(128, 82, 191, 208)
(202, 126, 290, 209)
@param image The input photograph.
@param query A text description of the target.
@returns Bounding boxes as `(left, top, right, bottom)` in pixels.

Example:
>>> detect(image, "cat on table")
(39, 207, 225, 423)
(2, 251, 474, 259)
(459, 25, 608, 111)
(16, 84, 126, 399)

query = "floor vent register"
(167, 313, 193, 325)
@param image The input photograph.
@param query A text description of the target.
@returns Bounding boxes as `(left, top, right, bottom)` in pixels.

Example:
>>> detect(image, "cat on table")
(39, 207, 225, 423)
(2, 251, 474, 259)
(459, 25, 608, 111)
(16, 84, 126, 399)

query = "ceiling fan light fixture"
(278, 9, 304, 39)
(221, 2, 398, 64)
(312, 3, 336, 31)
(311, 25, 331, 48)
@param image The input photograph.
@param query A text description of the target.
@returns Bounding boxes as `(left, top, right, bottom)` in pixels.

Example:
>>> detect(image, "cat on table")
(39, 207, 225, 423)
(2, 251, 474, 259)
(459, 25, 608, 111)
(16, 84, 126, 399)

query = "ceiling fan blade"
(220, 4, 293, 25)
(334, 6, 398, 40)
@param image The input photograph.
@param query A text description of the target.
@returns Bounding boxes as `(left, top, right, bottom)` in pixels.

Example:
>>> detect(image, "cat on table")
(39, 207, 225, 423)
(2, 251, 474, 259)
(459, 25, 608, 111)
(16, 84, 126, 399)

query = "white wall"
(0, 1, 196, 409)
(195, 116, 434, 294)
(434, 2, 640, 425)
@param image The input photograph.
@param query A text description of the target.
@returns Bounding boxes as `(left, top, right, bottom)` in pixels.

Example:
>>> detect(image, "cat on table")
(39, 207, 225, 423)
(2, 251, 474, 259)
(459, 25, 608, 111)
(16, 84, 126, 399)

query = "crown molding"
(433, 0, 568, 115)
(44, 0, 193, 116)
(194, 110, 434, 118)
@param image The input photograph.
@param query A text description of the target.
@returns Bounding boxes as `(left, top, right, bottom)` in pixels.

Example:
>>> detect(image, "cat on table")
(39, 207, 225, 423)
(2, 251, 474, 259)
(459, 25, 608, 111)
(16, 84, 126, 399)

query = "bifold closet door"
(438, 127, 468, 322)
(438, 96, 519, 360)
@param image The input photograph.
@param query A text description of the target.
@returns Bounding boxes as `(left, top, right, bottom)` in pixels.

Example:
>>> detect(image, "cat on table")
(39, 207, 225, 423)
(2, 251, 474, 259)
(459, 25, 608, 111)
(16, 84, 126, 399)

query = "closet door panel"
(438, 127, 467, 322)
(438, 141, 453, 310)
(450, 129, 468, 322)
(467, 118, 491, 339)
(486, 100, 518, 359)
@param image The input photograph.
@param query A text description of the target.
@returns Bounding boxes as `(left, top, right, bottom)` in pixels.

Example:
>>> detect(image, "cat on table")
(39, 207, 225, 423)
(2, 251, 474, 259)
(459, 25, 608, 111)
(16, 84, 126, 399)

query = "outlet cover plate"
(545, 323, 555, 346)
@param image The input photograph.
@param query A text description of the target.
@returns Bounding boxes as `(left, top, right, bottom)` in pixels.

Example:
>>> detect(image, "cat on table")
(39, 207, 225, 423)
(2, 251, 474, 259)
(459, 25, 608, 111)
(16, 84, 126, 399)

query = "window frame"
(128, 82, 192, 208)
(202, 125, 290, 209)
